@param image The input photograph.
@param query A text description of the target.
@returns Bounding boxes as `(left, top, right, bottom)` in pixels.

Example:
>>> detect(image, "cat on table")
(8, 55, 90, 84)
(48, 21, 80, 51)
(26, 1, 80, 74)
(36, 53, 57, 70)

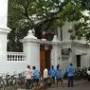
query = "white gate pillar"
(0, 0, 10, 61)
(0, 29, 10, 61)
(22, 30, 40, 70)
(51, 35, 62, 67)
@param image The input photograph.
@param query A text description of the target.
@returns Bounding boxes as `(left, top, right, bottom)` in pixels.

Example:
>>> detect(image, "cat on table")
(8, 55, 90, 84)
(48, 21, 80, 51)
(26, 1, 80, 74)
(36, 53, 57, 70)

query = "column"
(51, 35, 62, 67)
(21, 30, 40, 70)
(0, 0, 10, 61)
(69, 41, 76, 66)
(0, 0, 8, 28)
(0, 0, 10, 73)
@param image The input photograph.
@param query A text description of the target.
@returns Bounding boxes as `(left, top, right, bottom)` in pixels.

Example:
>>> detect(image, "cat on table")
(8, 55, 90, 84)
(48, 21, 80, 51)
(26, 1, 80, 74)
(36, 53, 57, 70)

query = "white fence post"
(21, 29, 40, 70)
(0, 0, 10, 73)
(51, 35, 62, 67)
(0, 0, 10, 61)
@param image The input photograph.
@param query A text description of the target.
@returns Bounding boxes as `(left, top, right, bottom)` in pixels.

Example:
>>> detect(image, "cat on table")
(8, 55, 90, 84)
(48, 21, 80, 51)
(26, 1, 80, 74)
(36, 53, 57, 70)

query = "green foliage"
(71, 16, 90, 41)
(76, 0, 90, 10)
(8, 0, 89, 51)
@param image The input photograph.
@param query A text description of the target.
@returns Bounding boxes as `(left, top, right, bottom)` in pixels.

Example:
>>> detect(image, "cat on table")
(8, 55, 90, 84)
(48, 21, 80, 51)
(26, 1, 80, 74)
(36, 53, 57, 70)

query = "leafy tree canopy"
(8, 0, 89, 51)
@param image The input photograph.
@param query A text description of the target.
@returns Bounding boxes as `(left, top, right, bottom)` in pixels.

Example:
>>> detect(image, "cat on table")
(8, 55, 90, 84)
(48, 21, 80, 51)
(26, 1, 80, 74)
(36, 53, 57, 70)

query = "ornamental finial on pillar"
(24, 29, 37, 40)
(52, 35, 59, 42)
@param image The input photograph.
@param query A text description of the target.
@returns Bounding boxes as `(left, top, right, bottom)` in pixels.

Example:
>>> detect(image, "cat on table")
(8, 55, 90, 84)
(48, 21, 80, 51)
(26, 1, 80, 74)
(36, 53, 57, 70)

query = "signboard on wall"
(61, 48, 70, 60)
(61, 48, 71, 55)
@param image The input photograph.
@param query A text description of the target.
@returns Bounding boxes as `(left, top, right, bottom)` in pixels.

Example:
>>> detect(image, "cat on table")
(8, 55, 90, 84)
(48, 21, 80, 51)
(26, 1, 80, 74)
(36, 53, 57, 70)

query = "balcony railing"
(7, 52, 25, 61)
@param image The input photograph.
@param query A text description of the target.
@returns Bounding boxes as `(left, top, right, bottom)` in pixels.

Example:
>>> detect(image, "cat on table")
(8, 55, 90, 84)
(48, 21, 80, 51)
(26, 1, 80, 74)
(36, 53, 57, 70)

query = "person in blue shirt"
(66, 63, 75, 87)
(49, 65, 56, 84)
(56, 64, 63, 87)
(32, 66, 40, 86)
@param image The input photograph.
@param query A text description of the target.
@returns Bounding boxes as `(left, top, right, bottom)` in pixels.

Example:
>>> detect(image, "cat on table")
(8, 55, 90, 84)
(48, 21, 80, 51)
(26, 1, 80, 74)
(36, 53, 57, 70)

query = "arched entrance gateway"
(22, 30, 61, 74)
(40, 44, 52, 74)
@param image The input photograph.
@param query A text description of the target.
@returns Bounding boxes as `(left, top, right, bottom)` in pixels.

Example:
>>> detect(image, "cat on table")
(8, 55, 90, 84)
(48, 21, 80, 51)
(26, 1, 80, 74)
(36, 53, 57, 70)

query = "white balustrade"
(7, 52, 25, 61)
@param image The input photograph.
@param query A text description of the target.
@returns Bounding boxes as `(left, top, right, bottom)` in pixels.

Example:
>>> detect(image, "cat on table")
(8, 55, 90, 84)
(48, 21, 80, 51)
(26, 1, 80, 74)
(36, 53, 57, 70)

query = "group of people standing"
(25, 65, 40, 89)
(25, 63, 75, 89)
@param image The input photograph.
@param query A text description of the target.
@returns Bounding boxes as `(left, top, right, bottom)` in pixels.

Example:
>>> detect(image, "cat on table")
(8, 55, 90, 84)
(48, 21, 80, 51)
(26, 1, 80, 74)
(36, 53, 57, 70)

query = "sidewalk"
(63, 79, 87, 86)
(47, 80, 89, 90)
(17, 80, 88, 90)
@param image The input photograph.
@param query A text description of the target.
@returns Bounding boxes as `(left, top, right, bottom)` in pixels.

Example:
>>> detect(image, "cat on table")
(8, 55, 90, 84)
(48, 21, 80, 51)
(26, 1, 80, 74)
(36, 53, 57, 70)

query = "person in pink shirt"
(25, 65, 32, 89)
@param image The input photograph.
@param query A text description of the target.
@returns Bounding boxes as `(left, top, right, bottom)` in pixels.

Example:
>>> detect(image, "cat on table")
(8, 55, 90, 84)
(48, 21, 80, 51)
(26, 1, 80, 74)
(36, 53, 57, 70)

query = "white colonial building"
(59, 21, 90, 70)
(0, 0, 90, 75)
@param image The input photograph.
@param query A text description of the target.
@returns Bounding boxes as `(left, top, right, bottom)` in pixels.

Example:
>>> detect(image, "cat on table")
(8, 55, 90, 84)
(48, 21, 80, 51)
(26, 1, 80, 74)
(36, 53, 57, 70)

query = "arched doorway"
(40, 44, 52, 74)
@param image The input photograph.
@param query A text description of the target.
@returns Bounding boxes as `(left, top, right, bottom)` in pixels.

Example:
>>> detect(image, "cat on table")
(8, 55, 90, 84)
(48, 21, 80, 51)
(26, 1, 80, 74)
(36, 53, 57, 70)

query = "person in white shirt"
(43, 68, 48, 79)
(43, 68, 49, 88)
(25, 65, 32, 89)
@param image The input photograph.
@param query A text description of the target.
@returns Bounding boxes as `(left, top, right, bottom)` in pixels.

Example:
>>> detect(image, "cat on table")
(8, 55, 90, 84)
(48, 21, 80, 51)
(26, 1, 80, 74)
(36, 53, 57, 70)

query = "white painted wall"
(0, 0, 10, 61)
(51, 35, 61, 67)
(0, 0, 8, 28)
(61, 21, 90, 69)
(0, 32, 7, 60)
(62, 22, 71, 41)
(73, 45, 90, 68)
(85, 48, 90, 67)
(0, 0, 10, 74)
(0, 61, 26, 75)
(23, 42, 40, 69)
(51, 44, 59, 67)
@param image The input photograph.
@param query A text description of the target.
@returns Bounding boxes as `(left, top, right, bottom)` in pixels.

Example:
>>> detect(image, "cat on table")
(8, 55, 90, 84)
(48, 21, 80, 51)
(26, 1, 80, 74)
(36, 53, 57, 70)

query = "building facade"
(0, 0, 90, 74)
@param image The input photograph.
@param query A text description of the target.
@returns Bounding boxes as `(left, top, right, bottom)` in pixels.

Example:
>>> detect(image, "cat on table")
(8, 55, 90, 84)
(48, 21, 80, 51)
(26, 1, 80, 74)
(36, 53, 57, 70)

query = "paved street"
(47, 80, 90, 90)
(12, 80, 90, 90)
